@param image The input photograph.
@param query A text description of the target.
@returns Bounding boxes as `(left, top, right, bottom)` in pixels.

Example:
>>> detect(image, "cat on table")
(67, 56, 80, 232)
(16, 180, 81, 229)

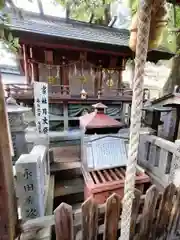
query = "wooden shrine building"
(4, 8, 174, 131)
(142, 86, 180, 142)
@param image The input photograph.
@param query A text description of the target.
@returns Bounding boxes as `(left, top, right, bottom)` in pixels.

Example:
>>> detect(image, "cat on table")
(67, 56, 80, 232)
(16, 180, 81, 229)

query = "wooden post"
(30, 47, 35, 83)
(0, 75, 18, 239)
(63, 102, 69, 131)
(22, 44, 29, 84)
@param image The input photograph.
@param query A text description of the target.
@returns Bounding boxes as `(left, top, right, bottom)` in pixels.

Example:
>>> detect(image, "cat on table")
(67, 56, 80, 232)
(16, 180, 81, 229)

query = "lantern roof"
(80, 102, 124, 129)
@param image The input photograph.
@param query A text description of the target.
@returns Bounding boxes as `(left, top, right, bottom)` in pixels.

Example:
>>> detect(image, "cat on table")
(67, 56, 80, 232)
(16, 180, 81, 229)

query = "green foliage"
(0, 0, 21, 52)
(175, 6, 180, 27)
(127, 0, 138, 16)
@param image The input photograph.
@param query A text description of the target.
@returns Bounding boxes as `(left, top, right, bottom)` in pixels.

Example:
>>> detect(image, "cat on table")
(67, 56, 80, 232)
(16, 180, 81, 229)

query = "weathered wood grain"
(130, 189, 142, 240)
(138, 185, 159, 240)
(54, 203, 73, 240)
(20, 184, 180, 240)
(154, 183, 177, 239)
(0, 76, 18, 239)
(54, 178, 84, 197)
(167, 188, 180, 239)
(81, 197, 98, 240)
(103, 193, 121, 240)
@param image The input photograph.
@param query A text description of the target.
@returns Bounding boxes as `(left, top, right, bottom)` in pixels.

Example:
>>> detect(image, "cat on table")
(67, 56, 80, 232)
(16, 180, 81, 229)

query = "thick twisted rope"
(120, 0, 153, 239)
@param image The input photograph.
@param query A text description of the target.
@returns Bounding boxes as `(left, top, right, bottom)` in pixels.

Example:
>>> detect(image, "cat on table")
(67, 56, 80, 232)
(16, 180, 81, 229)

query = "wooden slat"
(119, 168, 126, 176)
(81, 198, 98, 240)
(103, 170, 113, 181)
(138, 185, 159, 239)
(167, 189, 180, 239)
(81, 165, 94, 184)
(91, 172, 100, 184)
(103, 193, 121, 240)
(52, 146, 80, 163)
(54, 178, 84, 197)
(97, 171, 106, 183)
(114, 168, 125, 180)
(154, 183, 177, 239)
(130, 189, 142, 239)
(51, 161, 81, 172)
(54, 203, 74, 240)
(109, 169, 119, 181)
(0, 76, 18, 239)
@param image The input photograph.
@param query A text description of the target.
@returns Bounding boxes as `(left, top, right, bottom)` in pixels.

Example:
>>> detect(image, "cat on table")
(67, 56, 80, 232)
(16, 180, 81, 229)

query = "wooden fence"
(138, 134, 180, 188)
(21, 184, 180, 240)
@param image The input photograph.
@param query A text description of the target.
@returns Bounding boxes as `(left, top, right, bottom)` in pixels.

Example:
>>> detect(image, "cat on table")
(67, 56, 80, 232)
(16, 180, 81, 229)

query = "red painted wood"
(20, 39, 129, 57)
(83, 167, 151, 204)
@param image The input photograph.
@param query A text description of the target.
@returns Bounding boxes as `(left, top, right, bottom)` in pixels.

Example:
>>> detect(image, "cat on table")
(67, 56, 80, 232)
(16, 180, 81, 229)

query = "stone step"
(54, 177, 84, 198)
(52, 145, 80, 163)
(51, 161, 82, 180)
(51, 161, 81, 172)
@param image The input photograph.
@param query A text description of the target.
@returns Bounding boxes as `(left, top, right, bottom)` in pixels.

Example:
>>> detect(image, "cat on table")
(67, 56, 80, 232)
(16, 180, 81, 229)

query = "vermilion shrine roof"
(80, 103, 124, 129)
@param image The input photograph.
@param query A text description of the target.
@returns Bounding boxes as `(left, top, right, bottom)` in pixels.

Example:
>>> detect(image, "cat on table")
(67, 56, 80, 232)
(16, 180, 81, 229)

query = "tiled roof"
(8, 12, 130, 47)
(5, 10, 174, 60)
(79, 110, 124, 129)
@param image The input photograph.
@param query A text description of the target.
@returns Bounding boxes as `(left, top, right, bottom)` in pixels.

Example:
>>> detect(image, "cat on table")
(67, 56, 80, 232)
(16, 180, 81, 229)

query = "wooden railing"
(4, 83, 33, 97)
(138, 134, 180, 187)
(20, 184, 180, 240)
(4, 84, 71, 98)
(3, 83, 135, 99)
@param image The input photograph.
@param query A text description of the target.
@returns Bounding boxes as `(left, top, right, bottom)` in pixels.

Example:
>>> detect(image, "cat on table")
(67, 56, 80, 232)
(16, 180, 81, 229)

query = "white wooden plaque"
(34, 82, 49, 136)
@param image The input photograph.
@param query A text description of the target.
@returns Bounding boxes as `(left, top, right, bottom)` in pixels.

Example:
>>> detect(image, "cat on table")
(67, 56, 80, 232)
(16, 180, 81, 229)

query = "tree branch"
(37, 0, 44, 16)
(89, 13, 94, 23)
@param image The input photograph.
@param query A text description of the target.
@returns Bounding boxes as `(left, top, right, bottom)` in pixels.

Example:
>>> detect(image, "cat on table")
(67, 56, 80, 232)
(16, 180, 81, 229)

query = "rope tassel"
(120, 0, 153, 239)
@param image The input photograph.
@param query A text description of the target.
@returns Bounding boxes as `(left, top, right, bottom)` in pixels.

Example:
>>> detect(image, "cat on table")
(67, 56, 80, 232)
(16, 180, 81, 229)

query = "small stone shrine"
(6, 97, 31, 164)
(80, 102, 128, 171)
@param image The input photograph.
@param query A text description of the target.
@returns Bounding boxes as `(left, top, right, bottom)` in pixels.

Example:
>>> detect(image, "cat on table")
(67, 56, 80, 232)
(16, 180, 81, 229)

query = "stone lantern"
(6, 97, 31, 164)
